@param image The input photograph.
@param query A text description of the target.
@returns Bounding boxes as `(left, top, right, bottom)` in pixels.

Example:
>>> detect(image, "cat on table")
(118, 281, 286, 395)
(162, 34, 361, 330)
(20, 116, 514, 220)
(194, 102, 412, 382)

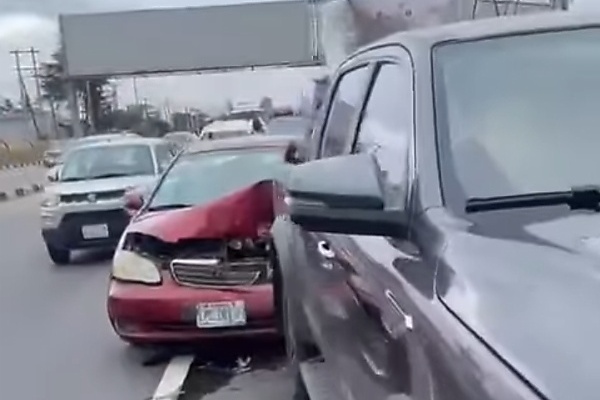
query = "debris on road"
(197, 356, 252, 375)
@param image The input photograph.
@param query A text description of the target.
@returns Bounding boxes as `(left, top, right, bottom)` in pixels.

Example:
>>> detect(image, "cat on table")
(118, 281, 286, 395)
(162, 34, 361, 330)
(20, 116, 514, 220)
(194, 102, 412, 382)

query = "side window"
(354, 62, 413, 209)
(320, 66, 371, 158)
(155, 144, 175, 173)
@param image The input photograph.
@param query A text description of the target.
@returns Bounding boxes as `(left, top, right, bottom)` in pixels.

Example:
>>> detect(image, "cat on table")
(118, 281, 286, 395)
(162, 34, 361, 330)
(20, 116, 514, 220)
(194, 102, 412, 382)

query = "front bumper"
(107, 274, 277, 344)
(42, 209, 130, 250)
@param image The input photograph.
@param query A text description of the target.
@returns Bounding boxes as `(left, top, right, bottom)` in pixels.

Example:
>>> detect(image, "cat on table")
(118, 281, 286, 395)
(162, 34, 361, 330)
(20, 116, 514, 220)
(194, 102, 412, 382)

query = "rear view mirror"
(123, 190, 144, 216)
(285, 153, 407, 237)
(47, 166, 60, 182)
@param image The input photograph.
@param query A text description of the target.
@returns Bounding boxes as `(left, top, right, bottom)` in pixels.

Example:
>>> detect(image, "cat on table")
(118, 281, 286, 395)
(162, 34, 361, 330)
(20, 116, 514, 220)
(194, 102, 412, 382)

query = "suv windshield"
(434, 28, 600, 204)
(60, 144, 155, 181)
(147, 148, 288, 210)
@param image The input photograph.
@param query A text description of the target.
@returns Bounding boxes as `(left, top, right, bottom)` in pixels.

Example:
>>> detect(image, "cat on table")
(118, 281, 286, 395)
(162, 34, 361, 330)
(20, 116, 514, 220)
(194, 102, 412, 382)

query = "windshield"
(147, 148, 288, 210)
(434, 28, 600, 202)
(60, 144, 155, 181)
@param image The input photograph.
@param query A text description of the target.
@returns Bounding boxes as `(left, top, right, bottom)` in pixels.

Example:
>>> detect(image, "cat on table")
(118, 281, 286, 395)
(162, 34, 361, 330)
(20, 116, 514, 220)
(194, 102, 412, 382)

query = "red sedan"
(107, 136, 301, 345)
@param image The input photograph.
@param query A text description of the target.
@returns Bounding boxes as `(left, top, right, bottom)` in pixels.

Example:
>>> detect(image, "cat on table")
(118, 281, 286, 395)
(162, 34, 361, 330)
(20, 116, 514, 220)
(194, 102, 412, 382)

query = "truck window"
(354, 62, 414, 209)
(319, 66, 371, 158)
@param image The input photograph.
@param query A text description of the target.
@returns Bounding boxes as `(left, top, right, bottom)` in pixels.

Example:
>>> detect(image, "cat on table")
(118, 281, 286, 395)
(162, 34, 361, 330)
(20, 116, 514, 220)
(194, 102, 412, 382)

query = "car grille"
(170, 258, 270, 287)
(60, 189, 126, 203)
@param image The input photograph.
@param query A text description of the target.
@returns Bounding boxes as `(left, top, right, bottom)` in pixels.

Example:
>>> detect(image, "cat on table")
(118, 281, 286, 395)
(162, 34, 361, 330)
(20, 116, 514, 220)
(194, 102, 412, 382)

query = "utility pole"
(10, 50, 26, 107)
(132, 77, 140, 105)
(10, 48, 43, 139)
(28, 47, 42, 105)
(10, 48, 43, 105)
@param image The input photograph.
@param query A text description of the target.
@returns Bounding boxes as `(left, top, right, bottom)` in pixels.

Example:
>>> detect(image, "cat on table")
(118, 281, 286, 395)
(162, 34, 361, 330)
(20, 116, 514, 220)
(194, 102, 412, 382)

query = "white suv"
(41, 137, 177, 265)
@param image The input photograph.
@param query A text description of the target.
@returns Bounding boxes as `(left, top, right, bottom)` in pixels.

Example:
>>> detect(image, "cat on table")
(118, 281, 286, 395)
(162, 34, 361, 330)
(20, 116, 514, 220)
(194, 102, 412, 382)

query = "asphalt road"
(0, 166, 46, 194)
(0, 194, 165, 400)
(0, 192, 295, 400)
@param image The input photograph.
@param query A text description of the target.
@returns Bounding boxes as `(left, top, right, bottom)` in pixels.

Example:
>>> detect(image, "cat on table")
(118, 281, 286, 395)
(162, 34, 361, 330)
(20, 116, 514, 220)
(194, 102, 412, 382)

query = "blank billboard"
(60, 0, 323, 78)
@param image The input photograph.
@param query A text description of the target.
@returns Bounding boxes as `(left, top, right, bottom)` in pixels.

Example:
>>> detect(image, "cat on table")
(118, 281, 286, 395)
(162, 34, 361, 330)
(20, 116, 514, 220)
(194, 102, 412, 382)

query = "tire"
(46, 244, 70, 265)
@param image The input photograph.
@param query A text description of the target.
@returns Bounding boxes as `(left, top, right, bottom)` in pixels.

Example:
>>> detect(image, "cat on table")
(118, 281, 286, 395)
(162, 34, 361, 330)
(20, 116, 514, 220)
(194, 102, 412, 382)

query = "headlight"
(112, 249, 161, 284)
(41, 193, 59, 208)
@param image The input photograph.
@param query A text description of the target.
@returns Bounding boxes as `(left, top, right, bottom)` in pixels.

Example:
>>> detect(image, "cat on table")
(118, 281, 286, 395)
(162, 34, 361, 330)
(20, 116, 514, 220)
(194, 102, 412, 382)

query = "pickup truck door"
(299, 231, 392, 400)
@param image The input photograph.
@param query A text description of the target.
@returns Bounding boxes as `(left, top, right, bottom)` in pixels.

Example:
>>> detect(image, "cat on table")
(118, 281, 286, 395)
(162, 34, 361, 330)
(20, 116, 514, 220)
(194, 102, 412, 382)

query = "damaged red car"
(107, 136, 301, 345)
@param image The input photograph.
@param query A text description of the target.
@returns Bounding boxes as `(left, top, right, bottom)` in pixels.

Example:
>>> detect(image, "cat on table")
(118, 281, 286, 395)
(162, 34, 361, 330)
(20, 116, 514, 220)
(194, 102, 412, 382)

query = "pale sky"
(0, 0, 598, 114)
(0, 0, 329, 114)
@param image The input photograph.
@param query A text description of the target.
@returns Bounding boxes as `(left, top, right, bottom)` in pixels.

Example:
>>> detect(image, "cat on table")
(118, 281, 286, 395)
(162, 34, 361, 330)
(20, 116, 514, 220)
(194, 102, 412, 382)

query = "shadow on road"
(58, 248, 115, 267)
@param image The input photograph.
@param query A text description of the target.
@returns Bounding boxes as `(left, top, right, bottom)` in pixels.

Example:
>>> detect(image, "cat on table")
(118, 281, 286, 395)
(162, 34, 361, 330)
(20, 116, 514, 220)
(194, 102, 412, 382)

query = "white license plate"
(196, 301, 247, 328)
(81, 224, 109, 239)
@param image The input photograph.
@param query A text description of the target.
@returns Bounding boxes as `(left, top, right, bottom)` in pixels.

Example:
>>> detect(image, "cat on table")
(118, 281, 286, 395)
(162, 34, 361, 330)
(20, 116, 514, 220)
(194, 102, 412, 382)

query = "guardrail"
(0, 139, 48, 169)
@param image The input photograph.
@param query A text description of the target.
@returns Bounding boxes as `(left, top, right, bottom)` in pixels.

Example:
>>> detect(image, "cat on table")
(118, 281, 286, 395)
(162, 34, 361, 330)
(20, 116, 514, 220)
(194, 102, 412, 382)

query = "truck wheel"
(46, 244, 70, 265)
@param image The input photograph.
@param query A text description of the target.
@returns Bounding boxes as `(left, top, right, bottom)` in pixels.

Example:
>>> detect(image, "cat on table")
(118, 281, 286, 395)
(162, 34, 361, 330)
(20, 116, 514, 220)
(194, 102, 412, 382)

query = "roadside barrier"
(0, 139, 48, 169)
(0, 164, 46, 202)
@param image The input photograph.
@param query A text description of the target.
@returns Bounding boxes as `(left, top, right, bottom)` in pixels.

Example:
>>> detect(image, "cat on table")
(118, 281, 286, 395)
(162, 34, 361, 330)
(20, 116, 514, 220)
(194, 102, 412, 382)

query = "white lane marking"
(150, 355, 194, 400)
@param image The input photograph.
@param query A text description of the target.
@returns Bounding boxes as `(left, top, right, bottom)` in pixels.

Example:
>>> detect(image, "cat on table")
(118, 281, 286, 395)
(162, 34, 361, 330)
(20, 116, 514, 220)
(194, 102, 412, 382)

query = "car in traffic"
(42, 147, 63, 168)
(272, 12, 600, 400)
(107, 135, 302, 345)
(163, 131, 197, 151)
(40, 137, 177, 265)
(199, 118, 264, 141)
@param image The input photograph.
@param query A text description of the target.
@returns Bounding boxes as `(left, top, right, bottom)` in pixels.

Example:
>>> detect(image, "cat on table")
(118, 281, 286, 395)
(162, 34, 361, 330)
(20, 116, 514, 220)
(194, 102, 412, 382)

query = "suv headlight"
(112, 249, 161, 284)
(41, 193, 59, 208)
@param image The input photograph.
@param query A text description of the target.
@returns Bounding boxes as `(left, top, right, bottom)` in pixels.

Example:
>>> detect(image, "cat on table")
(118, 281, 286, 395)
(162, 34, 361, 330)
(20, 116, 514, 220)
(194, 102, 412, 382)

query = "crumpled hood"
(127, 180, 274, 243)
(437, 210, 600, 400)
(47, 175, 157, 196)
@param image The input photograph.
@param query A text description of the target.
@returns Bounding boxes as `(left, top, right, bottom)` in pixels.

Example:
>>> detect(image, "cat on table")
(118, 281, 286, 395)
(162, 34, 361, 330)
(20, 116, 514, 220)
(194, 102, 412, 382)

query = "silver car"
(40, 137, 177, 265)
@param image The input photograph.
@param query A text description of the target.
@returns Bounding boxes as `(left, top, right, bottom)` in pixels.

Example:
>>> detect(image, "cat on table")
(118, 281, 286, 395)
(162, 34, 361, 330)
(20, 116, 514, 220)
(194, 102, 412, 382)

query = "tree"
(40, 48, 112, 132)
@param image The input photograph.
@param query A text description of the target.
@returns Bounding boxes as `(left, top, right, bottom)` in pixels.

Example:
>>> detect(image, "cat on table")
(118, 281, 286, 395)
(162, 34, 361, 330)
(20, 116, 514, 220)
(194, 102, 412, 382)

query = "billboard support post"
(66, 81, 83, 137)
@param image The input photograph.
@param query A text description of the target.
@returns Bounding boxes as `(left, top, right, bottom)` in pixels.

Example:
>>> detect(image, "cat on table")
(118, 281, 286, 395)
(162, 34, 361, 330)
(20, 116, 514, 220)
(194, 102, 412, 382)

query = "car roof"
(202, 119, 253, 133)
(165, 131, 195, 137)
(185, 134, 297, 154)
(268, 115, 306, 122)
(69, 137, 166, 150)
(76, 132, 139, 141)
(346, 11, 600, 57)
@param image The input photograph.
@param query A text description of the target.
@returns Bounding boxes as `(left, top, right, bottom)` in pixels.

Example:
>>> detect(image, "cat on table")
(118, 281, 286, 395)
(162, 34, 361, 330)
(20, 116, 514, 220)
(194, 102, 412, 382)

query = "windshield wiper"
(60, 177, 85, 182)
(148, 204, 192, 211)
(465, 186, 600, 213)
(89, 173, 130, 180)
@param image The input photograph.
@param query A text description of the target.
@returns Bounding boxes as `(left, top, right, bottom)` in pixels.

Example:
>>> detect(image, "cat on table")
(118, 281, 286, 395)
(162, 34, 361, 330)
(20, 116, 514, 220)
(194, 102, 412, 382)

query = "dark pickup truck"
(271, 12, 600, 400)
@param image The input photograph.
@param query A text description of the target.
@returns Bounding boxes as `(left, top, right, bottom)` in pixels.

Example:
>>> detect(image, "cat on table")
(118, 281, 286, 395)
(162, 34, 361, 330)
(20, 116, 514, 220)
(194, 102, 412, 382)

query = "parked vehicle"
(42, 148, 63, 168)
(199, 118, 264, 140)
(273, 13, 598, 400)
(40, 137, 177, 265)
(163, 131, 197, 150)
(107, 135, 303, 345)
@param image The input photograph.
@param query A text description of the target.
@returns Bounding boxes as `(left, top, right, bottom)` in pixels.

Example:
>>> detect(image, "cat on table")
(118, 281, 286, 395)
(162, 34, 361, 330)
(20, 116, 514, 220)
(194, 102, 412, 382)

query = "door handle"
(317, 240, 336, 270)
(317, 240, 335, 259)
(385, 289, 414, 331)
